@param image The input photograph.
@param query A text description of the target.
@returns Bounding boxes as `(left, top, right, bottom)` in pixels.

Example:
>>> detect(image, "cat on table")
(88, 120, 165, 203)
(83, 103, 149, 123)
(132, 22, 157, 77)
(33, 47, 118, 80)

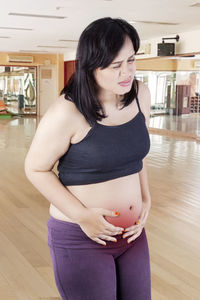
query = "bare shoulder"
(46, 94, 79, 121)
(41, 94, 81, 133)
(24, 94, 82, 172)
(137, 80, 151, 127)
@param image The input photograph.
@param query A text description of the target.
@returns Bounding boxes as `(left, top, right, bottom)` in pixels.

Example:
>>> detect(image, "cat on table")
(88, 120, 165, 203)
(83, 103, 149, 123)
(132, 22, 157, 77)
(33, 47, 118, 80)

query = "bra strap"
(136, 96, 141, 113)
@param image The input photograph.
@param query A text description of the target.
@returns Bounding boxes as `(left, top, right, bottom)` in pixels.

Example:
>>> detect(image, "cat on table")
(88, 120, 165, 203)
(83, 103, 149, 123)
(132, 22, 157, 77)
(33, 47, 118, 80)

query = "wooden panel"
(64, 60, 76, 86)
(175, 85, 191, 115)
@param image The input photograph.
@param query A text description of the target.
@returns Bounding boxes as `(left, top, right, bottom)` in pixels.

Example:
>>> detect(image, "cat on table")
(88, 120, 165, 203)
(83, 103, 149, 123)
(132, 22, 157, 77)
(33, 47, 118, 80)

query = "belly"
(49, 173, 142, 228)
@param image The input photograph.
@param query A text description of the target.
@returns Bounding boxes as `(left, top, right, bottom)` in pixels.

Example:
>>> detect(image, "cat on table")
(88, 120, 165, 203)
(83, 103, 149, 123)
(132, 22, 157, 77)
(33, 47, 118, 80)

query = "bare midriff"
(50, 95, 144, 229)
(49, 172, 142, 229)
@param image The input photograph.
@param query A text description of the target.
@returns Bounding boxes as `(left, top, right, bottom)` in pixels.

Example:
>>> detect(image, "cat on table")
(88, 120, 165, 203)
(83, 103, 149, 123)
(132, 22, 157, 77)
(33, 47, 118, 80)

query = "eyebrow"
(111, 53, 135, 65)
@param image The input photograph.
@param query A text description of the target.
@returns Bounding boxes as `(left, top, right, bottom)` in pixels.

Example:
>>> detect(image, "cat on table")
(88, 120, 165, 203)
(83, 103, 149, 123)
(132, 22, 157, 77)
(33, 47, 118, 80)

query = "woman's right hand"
(78, 207, 124, 246)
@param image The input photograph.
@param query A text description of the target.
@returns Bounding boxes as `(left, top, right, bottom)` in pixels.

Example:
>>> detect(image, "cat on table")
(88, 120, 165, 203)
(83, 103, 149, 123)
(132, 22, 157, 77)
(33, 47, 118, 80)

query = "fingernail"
(135, 220, 140, 225)
(115, 211, 119, 216)
(104, 243, 107, 246)
(114, 240, 117, 243)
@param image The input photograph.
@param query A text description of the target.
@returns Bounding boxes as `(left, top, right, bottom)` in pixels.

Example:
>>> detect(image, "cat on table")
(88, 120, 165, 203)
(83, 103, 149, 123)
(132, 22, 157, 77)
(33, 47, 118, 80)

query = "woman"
(25, 17, 151, 300)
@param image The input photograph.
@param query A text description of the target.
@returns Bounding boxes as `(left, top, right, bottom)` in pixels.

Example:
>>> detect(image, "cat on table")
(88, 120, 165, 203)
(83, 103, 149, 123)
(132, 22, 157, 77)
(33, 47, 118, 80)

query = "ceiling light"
(130, 20, 179, 25)
(58, 39, 78, 42)
(9, 12, 67, 19)
(190, 3, 200, 7)
(56, 6, 65, 10)
(19, 50, 49, 53)
(37, 45, 69, 48)
(0, 26, 32, 30)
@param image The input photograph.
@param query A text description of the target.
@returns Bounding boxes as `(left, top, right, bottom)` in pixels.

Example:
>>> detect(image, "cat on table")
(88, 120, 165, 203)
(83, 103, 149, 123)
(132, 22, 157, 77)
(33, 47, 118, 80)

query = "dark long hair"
(60, 17, 140, 126)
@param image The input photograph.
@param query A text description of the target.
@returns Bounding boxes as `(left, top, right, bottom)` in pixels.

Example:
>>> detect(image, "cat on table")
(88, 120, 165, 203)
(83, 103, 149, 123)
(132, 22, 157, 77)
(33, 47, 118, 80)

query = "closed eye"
(128, 58, 135, 63)
(113, 58, 135, 69)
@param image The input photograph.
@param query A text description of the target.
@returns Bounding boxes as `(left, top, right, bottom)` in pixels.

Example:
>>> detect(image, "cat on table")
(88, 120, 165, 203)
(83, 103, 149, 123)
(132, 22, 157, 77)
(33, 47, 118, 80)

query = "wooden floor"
(0, 116, 200, 300)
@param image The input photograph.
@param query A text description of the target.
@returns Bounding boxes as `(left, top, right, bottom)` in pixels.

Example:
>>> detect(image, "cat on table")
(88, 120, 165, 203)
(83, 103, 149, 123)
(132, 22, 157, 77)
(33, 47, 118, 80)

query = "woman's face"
(93, 36, 136, 97)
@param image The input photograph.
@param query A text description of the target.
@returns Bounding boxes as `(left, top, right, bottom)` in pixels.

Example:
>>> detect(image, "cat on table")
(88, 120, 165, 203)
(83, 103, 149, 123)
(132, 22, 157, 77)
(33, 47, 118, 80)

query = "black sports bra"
(57, 97, 150, 185)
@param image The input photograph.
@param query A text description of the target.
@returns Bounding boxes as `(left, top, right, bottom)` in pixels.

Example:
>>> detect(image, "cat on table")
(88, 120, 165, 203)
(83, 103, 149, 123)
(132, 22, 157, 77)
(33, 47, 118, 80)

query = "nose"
(120, 62, 132, 77)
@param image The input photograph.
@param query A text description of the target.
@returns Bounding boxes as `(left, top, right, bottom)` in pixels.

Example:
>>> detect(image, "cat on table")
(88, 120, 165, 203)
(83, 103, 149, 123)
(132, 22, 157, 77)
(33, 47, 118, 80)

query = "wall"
(138, 28, 200, 59)
(0, 52, 64, 115)
(0, 52, 64, 96)
(64, 50, 76, 61)
(56, 54, 64, 94)
(63, 27, 200, 62)
(136, 57, 200, 72)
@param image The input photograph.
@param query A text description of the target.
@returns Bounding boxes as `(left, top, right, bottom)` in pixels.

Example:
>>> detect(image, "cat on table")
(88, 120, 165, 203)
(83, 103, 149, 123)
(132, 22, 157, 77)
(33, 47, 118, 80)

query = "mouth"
(118, 78, 132, 86)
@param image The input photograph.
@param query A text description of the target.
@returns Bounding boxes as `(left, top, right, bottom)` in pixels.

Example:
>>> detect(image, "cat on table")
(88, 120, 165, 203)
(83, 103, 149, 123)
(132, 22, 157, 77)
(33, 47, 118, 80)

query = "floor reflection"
(149, 113, 200, 138)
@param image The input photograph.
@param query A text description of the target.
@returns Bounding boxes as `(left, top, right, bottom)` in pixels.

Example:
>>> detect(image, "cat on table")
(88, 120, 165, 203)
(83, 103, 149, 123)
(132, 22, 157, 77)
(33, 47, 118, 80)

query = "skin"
(25, 35, 151, 245)
(50, 36, 152, 242)
(93, 35, 136, 109)
(93, 36, 151, 241)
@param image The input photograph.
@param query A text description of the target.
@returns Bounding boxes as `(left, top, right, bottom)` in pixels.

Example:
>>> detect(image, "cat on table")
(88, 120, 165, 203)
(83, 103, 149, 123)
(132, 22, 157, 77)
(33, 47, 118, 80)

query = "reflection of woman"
(25, 17, 152, 300)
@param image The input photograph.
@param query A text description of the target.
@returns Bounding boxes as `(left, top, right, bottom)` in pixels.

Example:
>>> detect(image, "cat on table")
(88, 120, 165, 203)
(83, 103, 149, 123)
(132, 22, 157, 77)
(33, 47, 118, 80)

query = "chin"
(118, 86, 132, 94)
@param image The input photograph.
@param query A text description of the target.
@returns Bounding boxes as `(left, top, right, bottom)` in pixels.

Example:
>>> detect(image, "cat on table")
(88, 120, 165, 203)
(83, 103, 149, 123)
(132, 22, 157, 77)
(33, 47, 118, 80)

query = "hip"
(47, 215, 146, 251)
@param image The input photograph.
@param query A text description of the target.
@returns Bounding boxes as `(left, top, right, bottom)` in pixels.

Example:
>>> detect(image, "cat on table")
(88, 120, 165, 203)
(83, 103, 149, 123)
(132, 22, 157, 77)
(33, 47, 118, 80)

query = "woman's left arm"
(136, 157, 151, 229)
(123, 81, 151, 243)
(138, 80, 151, 206)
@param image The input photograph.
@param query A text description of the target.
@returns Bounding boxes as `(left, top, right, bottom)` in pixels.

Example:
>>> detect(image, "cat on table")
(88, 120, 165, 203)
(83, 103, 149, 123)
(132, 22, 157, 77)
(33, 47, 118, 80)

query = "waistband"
(47, 215, 124, 241)
(47, 215, 82, 230)
(47, 215, 146, 250)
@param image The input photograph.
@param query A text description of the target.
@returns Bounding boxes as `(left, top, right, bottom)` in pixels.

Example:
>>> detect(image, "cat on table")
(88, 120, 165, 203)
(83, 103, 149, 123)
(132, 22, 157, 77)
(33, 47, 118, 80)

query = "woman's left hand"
(123, 201, 151, 243)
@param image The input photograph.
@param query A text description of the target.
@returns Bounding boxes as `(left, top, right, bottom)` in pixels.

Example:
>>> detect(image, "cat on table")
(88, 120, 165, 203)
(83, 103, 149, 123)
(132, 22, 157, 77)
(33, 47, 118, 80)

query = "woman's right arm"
(24, 95, 88, 223)
(24, 95, 124, 244)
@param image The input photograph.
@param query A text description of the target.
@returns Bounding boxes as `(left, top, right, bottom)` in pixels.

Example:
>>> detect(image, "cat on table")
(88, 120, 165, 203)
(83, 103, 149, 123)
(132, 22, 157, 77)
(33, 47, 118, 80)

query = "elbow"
(24, 154, 38, 179)
(24, 155, 53, 179)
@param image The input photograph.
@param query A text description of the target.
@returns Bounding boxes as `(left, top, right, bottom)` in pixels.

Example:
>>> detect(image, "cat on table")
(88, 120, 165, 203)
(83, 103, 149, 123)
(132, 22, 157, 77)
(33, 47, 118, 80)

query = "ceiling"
(0, 0, 200, 54)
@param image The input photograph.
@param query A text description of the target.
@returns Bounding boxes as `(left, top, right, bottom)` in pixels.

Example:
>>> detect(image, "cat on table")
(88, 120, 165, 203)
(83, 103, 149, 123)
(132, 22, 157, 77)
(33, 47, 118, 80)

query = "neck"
(98, 90, 124, 109)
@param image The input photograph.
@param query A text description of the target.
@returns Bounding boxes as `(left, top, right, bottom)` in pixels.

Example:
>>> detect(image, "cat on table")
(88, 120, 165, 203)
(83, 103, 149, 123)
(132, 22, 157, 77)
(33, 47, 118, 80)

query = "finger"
(129, 229, 142, 242)
(104, 230, 120, 236)
(139, 210, 146, 221)
(141, 207, 147, 217)
(125, 223, 139, 232)
(93, 237, 107, 246)
(99, 234, 117, 243)
(109, 228, 124, 234)
(127, 229, 143, 243)
(142, 215, 147, 225)
(136, 211, 146, 226)
(123, 228, 140, 238)
(102, 219, 124, 232)
(144, 209, 150, 221)
(141, 211, 149, 226)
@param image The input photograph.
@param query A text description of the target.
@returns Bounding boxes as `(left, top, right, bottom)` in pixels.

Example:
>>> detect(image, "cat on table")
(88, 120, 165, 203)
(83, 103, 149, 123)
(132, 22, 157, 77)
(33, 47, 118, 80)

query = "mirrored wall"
(0, 66, 37, 116)
(136, 67, 200, 138)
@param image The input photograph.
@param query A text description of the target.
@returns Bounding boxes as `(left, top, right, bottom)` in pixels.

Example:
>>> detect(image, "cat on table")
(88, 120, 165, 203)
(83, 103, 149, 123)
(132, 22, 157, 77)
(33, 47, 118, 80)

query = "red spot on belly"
(104, 203, 142, 228)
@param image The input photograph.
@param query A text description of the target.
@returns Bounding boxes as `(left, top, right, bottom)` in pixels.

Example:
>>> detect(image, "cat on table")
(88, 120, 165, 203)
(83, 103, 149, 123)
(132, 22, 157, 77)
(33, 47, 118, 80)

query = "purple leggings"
(47, 215, 151, 300)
